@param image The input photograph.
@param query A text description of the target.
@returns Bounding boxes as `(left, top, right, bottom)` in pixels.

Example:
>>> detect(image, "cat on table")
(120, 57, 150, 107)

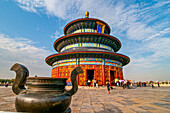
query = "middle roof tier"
(54, 33, 121, 53)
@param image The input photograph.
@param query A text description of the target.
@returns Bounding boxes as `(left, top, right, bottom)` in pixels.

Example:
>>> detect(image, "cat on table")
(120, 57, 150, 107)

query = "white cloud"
(148, 37, 170, 58)
(15, 0, 169, 41)
(121, 24, 170, 81)
(16, 0, 45, 13)
(0, 34, 52, 79)
(51, 30, 63, 39)
(123, 34, 170, 81)
(44, 0, 78, 19)
(144, 28, 170, 41)
(127, 35, 170, 68)
(18, 4, 37, 13)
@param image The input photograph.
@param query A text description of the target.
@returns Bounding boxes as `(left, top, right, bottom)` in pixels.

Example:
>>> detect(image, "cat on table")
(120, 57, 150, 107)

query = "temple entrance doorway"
(87, 70, 94, 81)
(110, 70, 115, 85)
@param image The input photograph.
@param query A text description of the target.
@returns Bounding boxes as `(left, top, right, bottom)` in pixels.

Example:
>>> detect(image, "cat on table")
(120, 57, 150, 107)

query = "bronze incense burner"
(10, 63, 83, 113)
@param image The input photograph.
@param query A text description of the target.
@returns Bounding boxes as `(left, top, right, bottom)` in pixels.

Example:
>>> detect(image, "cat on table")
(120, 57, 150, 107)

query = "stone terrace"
(0, 86, 170, 113)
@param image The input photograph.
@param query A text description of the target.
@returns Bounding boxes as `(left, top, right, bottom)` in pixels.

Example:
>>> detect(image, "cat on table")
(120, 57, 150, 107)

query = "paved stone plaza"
(0, 86, 170, 113)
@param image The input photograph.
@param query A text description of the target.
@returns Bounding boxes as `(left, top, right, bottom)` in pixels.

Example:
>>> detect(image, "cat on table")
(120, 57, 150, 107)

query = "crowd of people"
(84, 79, 162, 94)
(0, 81, 10, 87)
(2, 78, 162, 95)
(85, 79, 99, 88)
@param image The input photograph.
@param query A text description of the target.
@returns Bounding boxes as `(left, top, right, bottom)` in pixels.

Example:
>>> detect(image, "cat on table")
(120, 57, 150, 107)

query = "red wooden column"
(119, 68, 121, 79)
(76, 58, 80, 85)
(51, 69, 54, 78)
(115, 68, 118, 79)
(93, 65, 95, 79)
(56, 67, 59, 78)
(93, 65, 96, 80)
(102, 65, 105, 85)
(121, 69, 123, 80)
(85, 67, 87, 86)
(53, 62, 59, 78)
(102, 59, 105, 85)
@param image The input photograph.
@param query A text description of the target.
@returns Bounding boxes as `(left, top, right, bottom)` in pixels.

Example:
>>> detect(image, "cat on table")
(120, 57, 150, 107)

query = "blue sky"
(0, 0, 169, 81)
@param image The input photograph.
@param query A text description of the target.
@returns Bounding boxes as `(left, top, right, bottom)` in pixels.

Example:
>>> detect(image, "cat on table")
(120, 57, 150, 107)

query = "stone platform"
(0, 86, 169, 113)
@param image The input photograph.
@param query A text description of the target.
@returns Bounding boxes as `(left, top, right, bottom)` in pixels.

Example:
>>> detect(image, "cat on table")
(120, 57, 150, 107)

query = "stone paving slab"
(0, 86, 170, 113)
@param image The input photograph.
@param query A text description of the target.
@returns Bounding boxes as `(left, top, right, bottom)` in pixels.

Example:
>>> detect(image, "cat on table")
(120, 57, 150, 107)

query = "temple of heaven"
(45, 12, 130, 86)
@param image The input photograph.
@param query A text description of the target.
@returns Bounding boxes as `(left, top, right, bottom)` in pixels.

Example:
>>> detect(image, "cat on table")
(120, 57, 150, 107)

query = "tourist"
(127, 80, 129, 89)
(143, 82, 146, 87)
(115, 81, 117, 86)
(157, 81, 160, 87)
(96, 80, 98, 88)
(118, 81, 120, 86)
(151, 82, 154, 88)
(106, 80, 110, 94)
(123, 80, 126, 89)
(94, 79, 96, 87)
(117, 82, 119, 86)
(5, 81, 9, 87)
(92, 79, 94, 87)
(137, 82, 139, 87)
(120, 82, 123, 86)
(87, 79, 91, 87)
(85, 80, 88, 86)
(139, 82, 141, 87)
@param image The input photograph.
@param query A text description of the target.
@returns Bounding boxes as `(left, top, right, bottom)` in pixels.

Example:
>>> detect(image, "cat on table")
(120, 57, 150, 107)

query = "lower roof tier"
(52, 58, 123, 69)
(45, 51, 130, 66)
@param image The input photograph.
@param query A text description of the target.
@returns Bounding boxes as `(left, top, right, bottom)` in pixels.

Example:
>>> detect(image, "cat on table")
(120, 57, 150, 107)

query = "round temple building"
(45, 12, 130, 86)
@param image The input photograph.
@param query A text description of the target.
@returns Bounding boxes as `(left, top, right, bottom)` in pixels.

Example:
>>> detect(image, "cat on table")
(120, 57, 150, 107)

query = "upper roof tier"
(64, 18, 111, 35)
(54, 33, 121, 53)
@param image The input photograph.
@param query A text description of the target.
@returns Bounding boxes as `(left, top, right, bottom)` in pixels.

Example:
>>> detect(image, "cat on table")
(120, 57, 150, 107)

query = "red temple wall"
(51, 64, 123, 86)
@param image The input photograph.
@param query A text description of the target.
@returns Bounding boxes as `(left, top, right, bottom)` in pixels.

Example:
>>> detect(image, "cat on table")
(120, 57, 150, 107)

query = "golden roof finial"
(85, 11, 89, 18)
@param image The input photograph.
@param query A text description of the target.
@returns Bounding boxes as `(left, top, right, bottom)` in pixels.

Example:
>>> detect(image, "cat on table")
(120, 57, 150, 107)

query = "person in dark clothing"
(157, 82, 160, 87)
(85, 80, 88, 86)
(94, 79, 96, 87)
(127, 81, 129, 89)
(151, 82, 154, 88)
(5, 81, 9, 87)
(106, 80, 110, 94)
